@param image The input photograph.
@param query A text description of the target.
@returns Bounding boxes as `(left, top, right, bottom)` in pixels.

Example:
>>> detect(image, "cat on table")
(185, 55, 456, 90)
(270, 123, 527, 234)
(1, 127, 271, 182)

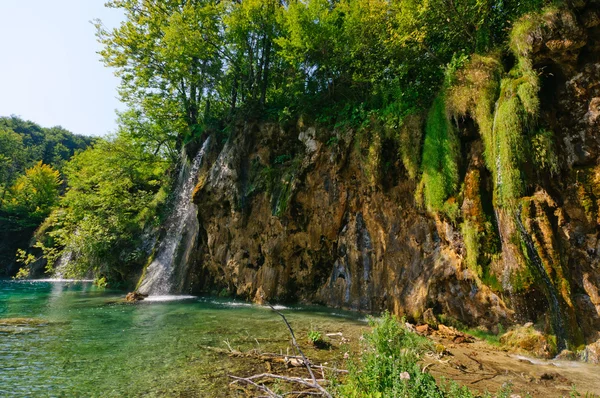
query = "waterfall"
(52, 251, 73, 279)
(514, 208, 568, 351)
(137, 137, 210, 295)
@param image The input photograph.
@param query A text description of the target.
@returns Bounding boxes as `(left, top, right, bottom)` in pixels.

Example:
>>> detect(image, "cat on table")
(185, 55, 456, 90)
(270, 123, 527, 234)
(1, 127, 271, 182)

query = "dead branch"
(227, 304, 338, 397)
(268, 304, 333, 398)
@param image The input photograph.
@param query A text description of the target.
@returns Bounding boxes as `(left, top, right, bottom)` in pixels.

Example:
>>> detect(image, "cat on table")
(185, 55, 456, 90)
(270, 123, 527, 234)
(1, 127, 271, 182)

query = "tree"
(2, 161, 61, 228)
(0, 128, 26, 204)
(97, 0, 224, 148)
(35, 135, 171, 281)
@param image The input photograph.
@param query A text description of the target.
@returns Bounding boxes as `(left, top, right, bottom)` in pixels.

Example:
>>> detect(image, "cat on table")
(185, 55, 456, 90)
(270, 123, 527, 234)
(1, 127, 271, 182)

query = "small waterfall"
(52, 251, 73, 279)
(137, 137, 210, 295)
(514, 208, 568, 351)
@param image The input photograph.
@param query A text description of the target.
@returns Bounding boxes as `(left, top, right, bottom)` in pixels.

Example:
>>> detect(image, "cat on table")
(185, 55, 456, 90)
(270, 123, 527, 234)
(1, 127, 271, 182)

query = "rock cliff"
(187, 2, 600, 349)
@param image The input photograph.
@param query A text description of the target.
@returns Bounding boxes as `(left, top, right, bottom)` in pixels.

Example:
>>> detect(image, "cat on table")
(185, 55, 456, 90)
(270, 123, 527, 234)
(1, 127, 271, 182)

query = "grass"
(464, 327, 504, 347)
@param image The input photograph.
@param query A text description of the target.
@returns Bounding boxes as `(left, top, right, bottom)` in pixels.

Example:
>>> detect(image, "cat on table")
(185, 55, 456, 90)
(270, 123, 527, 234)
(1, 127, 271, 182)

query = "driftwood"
(228, 304, 339, 397)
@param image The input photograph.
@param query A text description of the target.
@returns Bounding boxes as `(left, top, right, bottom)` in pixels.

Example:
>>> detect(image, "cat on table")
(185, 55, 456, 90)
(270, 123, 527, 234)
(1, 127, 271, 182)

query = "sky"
(0, 1, 124, 137)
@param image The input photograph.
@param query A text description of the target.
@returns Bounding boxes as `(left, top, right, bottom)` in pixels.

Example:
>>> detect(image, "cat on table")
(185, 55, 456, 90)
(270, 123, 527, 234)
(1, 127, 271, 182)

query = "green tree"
(2, 161, 61, 228)
(0, 128, 26, 204)
(97, 0, 224, 147)
(36, 135, 171, 281)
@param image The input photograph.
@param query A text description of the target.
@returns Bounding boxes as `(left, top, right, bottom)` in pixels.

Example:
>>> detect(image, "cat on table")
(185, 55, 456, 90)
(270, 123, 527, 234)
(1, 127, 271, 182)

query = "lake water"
(0, 280, 367, 397)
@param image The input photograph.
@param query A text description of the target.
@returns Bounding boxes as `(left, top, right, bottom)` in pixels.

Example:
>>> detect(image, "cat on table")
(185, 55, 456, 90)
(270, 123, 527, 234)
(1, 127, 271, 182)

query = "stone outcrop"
(184, 1, 600, 347)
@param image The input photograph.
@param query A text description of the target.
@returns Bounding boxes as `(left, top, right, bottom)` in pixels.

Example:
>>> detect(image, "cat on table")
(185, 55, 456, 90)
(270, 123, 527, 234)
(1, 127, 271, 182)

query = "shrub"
(307, 329, 323, 345)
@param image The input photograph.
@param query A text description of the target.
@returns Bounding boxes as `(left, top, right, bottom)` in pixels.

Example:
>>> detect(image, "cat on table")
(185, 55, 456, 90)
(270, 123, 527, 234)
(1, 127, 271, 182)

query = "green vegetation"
(31, 134, 171, 283)
(335, 313, 509, 397)
(0, 117, 92, 275)
(419, 94, 460, 213)
(307, 328, 324, 347)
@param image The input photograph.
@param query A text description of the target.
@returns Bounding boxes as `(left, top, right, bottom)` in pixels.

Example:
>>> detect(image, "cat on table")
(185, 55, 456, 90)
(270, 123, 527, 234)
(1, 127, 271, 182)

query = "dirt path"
(423, 336, 600, 397)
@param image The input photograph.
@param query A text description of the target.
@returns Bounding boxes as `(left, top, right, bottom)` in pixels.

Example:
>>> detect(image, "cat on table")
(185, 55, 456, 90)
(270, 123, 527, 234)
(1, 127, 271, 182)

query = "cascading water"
(137, 137, 210, 296)
(514, 208, 568, 352)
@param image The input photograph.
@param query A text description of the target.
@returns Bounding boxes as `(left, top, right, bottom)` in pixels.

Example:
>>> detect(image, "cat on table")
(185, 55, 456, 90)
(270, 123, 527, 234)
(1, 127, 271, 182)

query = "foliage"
(33, 135, 172, 282)
(307, 329, 323, 345)
(2, 161, 61, 227)
(97, 0, 224, 147)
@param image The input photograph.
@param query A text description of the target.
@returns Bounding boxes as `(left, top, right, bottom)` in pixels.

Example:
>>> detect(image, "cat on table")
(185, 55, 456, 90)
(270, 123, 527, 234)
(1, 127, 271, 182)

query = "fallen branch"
(228, 304, 338, 397)
(268, 304, 333, 398)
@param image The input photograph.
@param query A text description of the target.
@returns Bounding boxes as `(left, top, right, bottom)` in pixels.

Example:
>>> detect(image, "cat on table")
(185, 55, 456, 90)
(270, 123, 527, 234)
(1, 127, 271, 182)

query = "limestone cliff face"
(188, 2, 600, 346)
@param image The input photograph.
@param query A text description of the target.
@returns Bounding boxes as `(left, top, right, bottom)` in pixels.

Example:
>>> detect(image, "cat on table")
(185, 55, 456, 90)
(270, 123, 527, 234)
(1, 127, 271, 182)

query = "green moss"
(462, 220, 482, 276)
(398, 113, 423, 180)
(419, 94, 460, 212)
(446, 54, 502, 170)
(531, 129, 559, 175)
(366, 130, 383, 186)
(494, 79, 529, 207)
(516, 70, 540, 118)
(575, 167, 600, 223)
(509, 13, 541, 58)
(509, 6, 562, 61)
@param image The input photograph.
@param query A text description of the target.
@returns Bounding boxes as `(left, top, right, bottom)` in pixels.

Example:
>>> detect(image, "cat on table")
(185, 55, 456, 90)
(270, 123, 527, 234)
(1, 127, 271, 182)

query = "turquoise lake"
(0, 280, 367, 397)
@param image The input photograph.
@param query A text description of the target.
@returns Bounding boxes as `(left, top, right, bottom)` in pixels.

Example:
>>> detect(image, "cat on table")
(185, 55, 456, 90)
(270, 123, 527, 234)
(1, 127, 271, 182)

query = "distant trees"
(0, 116, 92, 223)
(0, 117, 93, 276)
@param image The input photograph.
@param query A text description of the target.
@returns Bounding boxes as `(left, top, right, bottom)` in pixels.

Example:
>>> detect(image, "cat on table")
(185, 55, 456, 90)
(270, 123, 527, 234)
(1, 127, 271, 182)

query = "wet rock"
(126, 292, 148, 302)
(0, 318, 48, 327)
(555, 349, 577, 360)
(579, 339, 600, 363)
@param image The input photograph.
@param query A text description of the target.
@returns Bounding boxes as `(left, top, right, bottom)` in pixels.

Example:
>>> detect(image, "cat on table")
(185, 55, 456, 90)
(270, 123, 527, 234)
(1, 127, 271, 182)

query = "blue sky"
(0, 1, 124, 137)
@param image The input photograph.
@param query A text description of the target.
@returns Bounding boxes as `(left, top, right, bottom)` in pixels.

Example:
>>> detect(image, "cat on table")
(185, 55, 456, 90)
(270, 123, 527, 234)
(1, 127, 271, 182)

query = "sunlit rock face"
(187, 1, 600, 346)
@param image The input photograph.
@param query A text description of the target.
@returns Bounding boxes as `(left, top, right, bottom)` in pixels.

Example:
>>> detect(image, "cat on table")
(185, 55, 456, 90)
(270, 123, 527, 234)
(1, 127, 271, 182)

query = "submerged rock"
(0, 317, 48, 327)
